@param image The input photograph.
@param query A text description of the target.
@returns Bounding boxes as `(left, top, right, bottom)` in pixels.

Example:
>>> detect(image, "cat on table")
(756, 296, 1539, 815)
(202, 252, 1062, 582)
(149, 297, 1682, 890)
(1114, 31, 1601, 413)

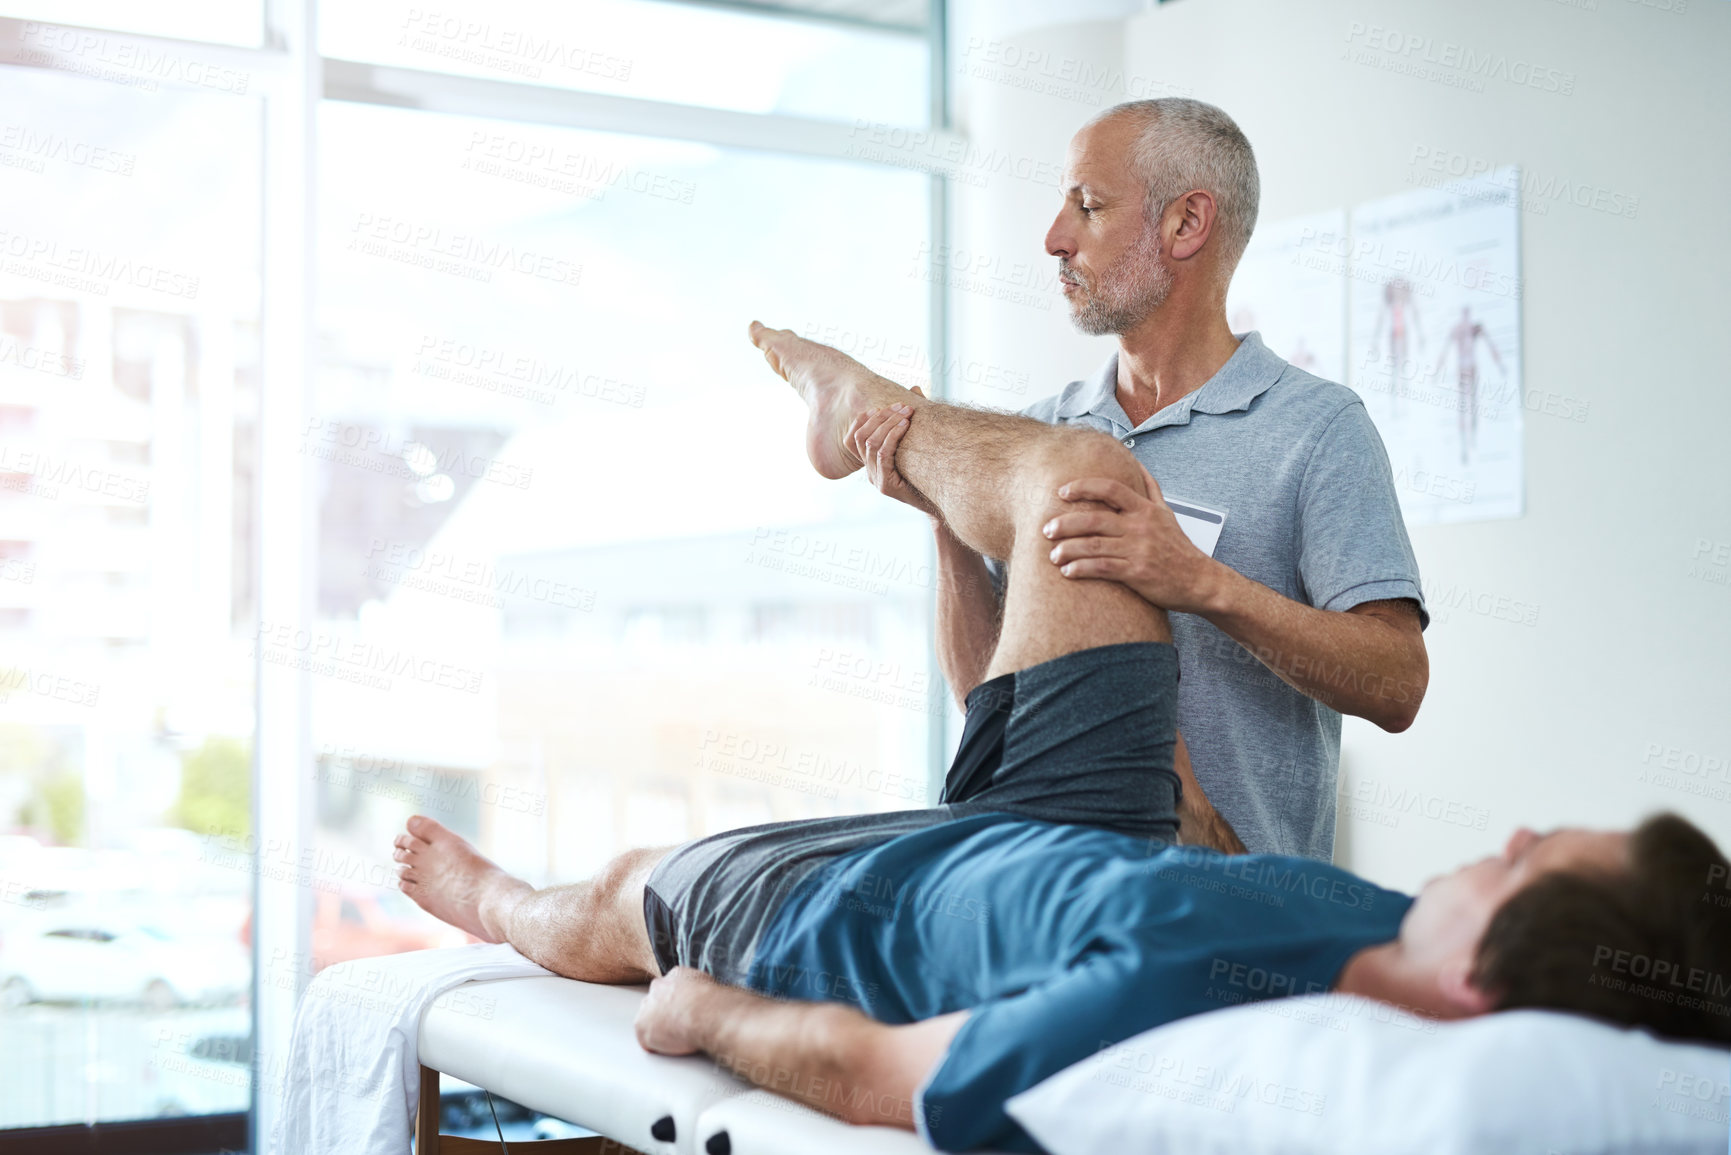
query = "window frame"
(0, 0, 953, 1148)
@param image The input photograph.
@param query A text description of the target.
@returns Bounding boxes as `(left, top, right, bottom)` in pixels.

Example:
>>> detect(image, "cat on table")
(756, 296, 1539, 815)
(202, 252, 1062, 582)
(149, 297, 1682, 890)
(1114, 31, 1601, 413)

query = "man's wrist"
(1186, 556, 1238, 617)
(684, 978, 730, 1056)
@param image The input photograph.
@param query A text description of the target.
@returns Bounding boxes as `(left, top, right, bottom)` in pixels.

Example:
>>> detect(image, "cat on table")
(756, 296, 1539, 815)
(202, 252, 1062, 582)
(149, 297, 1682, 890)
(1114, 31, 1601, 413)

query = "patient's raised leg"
(751, 321, 1167, 675)
(394, 815, 666, 983)
(753, 324, 1240, 849)
(399, 329, 1224, 963)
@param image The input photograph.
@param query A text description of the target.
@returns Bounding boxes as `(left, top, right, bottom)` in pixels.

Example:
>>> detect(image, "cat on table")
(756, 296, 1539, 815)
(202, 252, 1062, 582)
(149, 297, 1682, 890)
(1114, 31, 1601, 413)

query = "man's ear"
(1437, 957, 1496, 1018)
(1167, 189, 1216, 262)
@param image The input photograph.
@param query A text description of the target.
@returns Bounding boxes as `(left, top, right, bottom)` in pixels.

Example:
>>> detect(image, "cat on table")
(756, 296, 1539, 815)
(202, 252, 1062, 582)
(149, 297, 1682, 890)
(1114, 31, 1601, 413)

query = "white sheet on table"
(272, 942, 552, 1155)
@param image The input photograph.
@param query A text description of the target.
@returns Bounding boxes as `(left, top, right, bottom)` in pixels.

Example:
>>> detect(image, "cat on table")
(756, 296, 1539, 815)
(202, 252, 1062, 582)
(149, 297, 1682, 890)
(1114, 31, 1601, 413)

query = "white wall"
(947, 0, 1731, 890)
(944, 9, 1126, 408)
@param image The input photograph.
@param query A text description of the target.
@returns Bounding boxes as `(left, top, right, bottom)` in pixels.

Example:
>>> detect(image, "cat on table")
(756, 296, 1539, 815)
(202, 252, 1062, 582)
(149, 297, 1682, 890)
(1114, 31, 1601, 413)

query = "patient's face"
(1405, 827, 1630, 963)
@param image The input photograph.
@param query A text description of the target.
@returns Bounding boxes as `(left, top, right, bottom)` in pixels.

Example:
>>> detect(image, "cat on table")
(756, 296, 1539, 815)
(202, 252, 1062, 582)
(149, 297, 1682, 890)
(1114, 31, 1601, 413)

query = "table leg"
(416, 1064, 442, 1155)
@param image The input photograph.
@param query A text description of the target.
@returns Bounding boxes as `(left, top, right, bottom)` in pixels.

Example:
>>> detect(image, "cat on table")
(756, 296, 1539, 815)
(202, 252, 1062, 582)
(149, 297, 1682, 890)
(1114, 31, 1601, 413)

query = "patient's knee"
(1023, 428, 1145, 517)
(591, 848, 647, 910)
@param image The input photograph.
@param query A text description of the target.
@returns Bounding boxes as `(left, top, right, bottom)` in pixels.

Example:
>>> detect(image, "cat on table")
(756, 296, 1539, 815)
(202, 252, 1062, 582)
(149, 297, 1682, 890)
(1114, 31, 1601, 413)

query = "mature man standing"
(855, 99, 1428, 859)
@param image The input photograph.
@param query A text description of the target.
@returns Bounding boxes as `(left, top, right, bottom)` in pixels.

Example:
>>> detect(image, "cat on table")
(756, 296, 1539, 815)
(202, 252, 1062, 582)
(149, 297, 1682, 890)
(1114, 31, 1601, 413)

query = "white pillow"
(1005, 994, 1730, 1155)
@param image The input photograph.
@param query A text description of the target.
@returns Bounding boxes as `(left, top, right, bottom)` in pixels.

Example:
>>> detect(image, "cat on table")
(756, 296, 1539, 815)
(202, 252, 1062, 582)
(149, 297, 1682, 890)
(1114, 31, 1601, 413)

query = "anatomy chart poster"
(1348, 167, 1524, 526)
(1227, 209, 1348, 388)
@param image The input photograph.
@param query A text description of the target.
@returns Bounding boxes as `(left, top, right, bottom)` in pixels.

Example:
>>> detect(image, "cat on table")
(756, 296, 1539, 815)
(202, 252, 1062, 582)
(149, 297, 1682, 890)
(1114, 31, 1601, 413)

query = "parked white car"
(0, 913, 249, 1009)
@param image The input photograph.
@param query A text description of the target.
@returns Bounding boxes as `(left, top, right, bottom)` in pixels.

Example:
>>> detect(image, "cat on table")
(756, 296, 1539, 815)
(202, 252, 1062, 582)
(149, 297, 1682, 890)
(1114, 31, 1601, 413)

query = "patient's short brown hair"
(1472, 813, 1731, 1045)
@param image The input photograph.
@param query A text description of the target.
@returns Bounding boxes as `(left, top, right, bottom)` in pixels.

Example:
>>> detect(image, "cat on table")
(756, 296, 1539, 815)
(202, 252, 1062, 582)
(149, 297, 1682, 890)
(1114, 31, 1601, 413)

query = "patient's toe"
(406, 814, 439, 838)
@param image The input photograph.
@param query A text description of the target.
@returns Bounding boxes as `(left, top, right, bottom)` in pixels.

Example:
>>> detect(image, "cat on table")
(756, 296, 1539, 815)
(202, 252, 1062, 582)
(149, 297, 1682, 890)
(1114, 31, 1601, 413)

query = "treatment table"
(414, 975, 977, 1155)
(405, 965, 1731, 1155)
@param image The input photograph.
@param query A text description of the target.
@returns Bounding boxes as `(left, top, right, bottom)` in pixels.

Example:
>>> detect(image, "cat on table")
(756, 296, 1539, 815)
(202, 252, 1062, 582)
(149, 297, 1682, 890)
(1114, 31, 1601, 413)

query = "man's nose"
(1045, 213, 1072, 258)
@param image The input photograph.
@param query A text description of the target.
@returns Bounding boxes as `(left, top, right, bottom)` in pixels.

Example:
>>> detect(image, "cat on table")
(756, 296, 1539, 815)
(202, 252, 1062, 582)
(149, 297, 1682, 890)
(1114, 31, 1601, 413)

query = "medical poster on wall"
(1348, 167, 1524, 526)
(1227, 208, 1348, 387)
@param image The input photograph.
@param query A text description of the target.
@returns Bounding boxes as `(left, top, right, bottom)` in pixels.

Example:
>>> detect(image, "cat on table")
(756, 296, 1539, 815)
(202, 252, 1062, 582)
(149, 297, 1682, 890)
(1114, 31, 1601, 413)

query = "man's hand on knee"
(1044, 462, 1226, 614)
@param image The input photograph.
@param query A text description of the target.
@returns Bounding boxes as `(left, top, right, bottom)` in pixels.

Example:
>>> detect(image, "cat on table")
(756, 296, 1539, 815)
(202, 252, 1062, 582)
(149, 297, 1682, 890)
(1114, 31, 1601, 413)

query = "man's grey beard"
(1064, 226, 1173, 336)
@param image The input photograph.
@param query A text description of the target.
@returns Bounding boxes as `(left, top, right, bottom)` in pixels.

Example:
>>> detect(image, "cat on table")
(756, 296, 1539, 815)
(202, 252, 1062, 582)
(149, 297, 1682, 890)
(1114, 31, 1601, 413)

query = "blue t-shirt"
(747, 812, 1412, 1153)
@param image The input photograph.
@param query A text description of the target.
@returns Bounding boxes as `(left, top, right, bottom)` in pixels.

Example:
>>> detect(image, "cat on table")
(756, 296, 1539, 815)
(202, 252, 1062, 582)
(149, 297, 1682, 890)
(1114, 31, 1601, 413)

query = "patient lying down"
(396, 810, 1730, 1152)
(395, 325, 1731, 1152)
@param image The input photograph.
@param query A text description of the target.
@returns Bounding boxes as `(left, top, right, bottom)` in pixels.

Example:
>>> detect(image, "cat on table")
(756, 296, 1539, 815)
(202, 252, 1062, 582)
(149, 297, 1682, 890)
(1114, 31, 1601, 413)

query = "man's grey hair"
(1087, 98, 1261, 273)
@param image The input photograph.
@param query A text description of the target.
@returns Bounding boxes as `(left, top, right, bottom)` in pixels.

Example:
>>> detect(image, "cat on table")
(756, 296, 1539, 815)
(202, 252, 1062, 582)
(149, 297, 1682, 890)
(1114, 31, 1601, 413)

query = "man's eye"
(1081, 205, 1097, 215)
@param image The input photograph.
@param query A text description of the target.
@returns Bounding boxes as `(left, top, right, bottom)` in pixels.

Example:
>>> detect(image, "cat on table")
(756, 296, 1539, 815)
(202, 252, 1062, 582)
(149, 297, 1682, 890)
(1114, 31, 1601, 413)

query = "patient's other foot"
(394, 815, 531, 943)
(749, 321, 898, 480)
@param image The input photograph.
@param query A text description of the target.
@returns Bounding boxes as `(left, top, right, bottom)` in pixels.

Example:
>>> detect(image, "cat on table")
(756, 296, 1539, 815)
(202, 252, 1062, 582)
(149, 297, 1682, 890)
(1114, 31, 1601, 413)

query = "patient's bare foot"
(749, 321, 905, 480)
(394, 815, 531, 943)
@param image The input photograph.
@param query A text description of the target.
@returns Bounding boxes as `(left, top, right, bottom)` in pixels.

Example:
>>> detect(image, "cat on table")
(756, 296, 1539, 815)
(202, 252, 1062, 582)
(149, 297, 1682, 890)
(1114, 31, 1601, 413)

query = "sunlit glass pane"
(321, 0, 929, 128)
(0, 2, 263, 49)
(305, 101, 934, 971)
(0, 63, 260, 1127)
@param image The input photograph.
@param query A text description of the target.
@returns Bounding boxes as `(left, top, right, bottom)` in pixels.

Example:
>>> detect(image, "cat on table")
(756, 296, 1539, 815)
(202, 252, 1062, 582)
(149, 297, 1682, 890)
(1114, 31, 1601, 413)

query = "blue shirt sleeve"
(1294, 401, 1428, 628)
(918, 945, 1151, 1153)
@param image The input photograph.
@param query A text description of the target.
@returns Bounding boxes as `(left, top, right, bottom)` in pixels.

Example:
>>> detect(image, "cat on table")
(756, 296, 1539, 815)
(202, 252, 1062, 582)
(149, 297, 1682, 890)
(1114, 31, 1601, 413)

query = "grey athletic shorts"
(643, 641, 1180, 985)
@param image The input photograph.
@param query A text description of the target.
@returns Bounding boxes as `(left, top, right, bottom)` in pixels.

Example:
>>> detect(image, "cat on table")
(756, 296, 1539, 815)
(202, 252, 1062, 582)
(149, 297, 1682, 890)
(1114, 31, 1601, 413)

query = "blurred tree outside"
(0, 723, 85, 846)
(174, 736, 252, 840)
(33, 772, 85, 847)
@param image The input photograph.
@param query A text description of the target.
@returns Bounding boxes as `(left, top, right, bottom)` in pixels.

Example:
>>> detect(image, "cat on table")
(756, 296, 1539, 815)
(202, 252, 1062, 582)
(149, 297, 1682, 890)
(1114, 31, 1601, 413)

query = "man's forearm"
(1040, 467, 1426, 731)
(933, 520, 1002, 706)
(696, 988, 901, 1124)
(684, 980, 959, 1129)
(1197, 566, 1427, 732)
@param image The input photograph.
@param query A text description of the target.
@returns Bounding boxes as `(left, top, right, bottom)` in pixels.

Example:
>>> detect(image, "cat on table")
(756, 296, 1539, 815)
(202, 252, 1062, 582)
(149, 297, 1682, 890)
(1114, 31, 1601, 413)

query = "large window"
(312, 103, 934, 904)
(0, 61, 262, 1128)
(0, 0, 942, 1145)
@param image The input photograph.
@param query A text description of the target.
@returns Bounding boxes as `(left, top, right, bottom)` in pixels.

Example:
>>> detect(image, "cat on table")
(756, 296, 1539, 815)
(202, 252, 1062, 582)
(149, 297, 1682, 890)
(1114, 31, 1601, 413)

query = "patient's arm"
(1173, 732, 1248, 855)
(634, 967, 964, 1130)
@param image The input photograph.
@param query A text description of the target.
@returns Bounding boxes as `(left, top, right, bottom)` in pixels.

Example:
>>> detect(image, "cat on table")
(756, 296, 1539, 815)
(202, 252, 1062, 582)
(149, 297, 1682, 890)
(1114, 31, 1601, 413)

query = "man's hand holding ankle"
(848, 396, 936, 516)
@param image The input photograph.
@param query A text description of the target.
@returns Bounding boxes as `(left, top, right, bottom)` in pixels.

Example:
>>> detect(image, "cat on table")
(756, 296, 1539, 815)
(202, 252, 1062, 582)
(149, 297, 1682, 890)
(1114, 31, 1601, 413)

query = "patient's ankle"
(478, 876, 534, 944)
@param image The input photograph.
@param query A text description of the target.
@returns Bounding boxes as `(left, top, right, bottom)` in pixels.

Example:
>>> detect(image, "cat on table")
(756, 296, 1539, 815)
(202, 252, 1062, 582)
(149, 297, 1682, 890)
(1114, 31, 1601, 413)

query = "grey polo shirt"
(1013, 332, 1426, 860)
